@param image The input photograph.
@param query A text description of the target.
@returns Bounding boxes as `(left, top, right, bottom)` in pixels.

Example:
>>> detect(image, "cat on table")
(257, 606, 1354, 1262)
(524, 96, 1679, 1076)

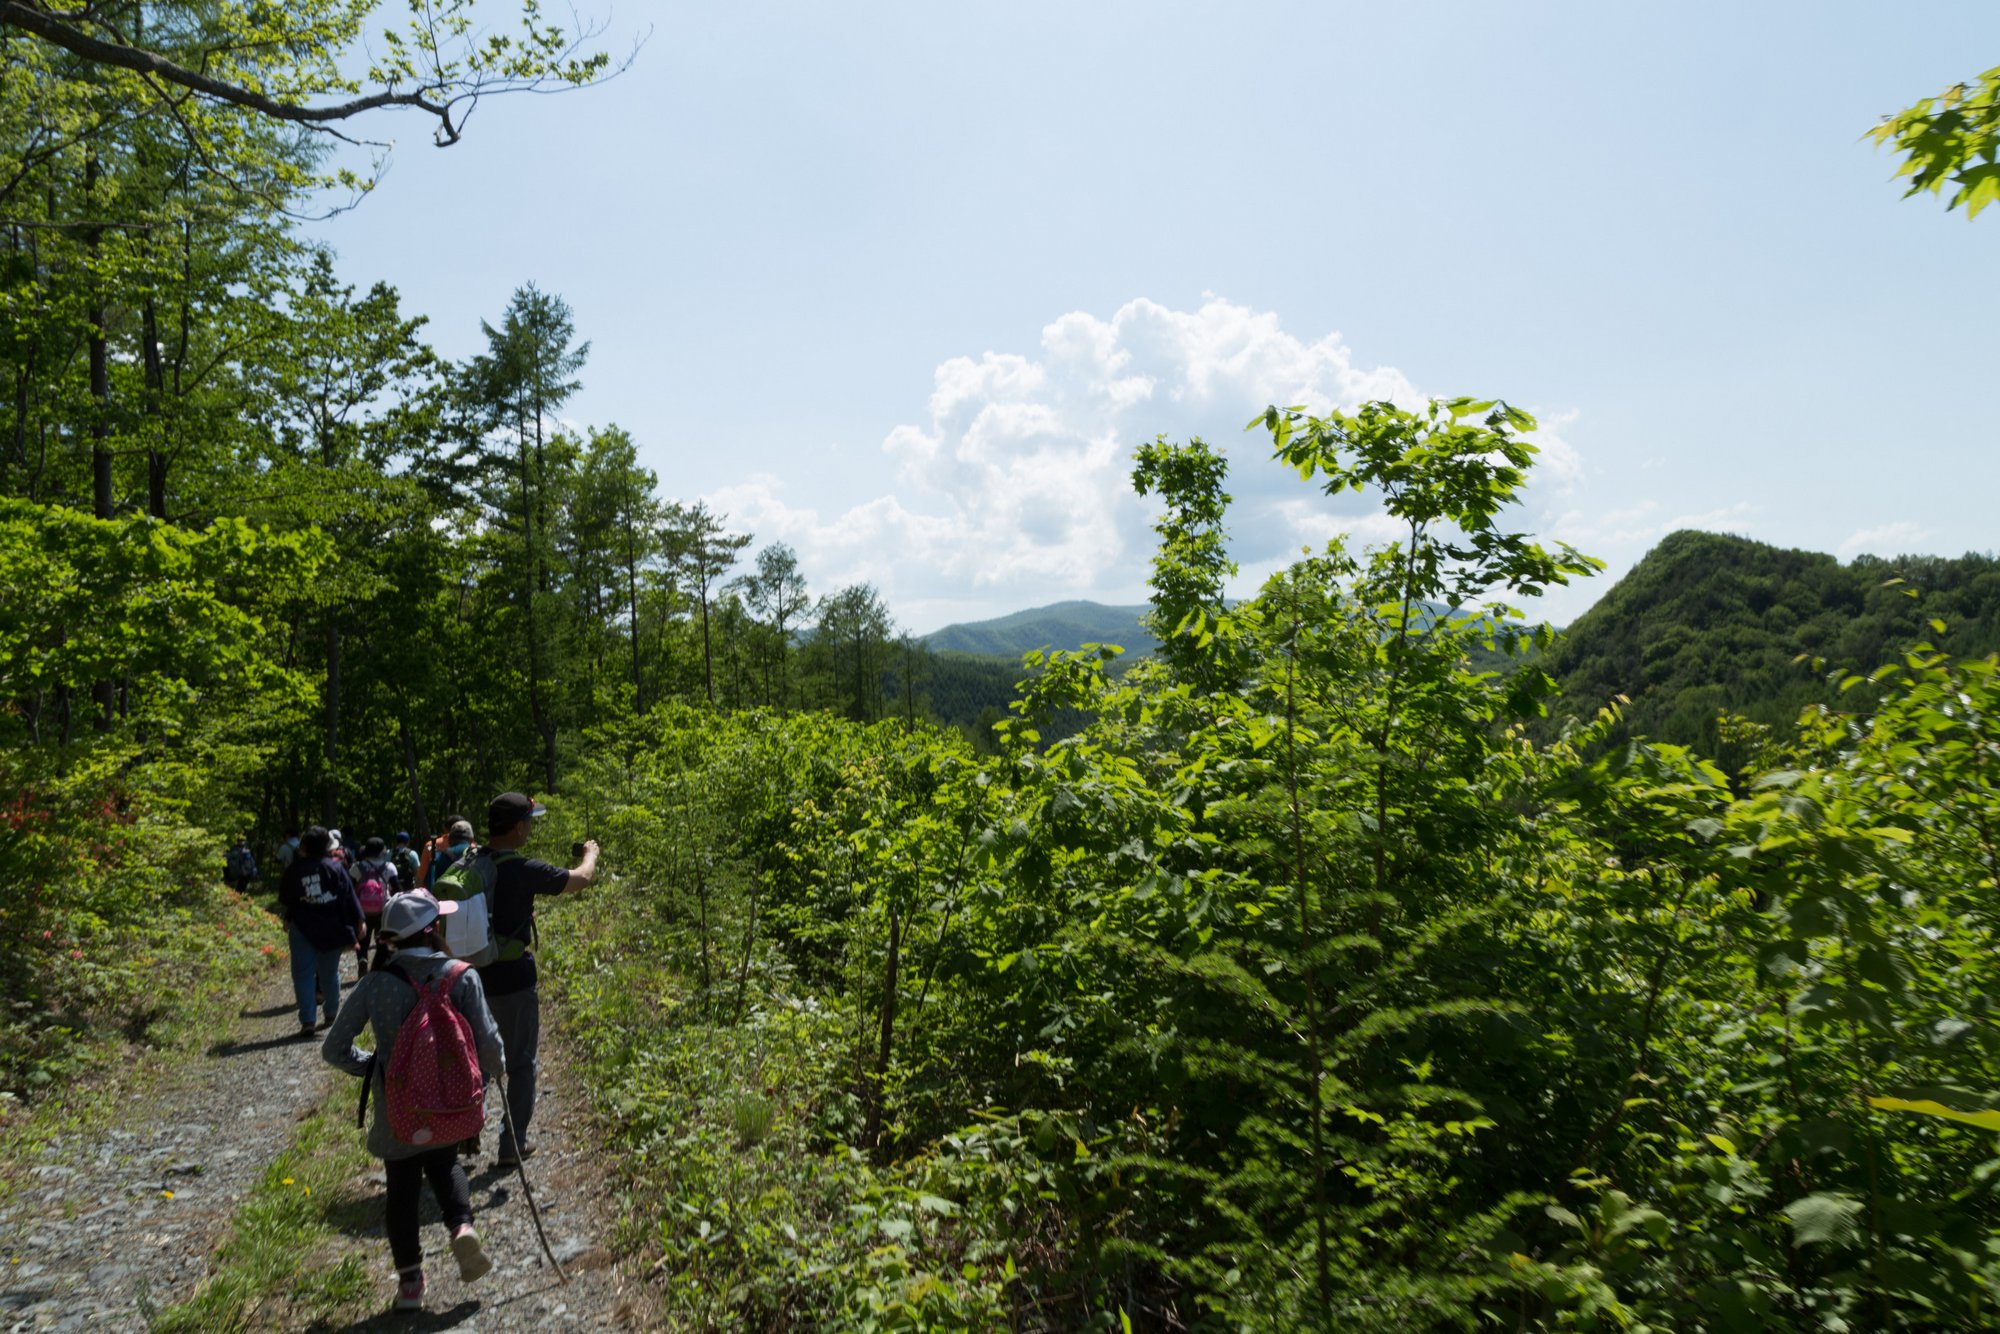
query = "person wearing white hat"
(322, 891, 505, 1312)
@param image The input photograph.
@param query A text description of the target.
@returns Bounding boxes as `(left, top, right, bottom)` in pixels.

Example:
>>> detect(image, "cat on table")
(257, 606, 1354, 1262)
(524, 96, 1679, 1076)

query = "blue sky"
(312, 1, 2000, 633)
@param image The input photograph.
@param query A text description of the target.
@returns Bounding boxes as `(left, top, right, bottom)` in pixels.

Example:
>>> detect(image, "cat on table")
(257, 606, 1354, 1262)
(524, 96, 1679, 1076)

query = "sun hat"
(380, 890, 458, 942)
(448, 819, 475, 843)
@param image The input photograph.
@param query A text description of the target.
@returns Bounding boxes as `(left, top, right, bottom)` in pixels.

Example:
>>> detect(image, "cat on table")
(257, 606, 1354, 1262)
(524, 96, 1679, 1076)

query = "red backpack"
(382, 961, 486, 1148)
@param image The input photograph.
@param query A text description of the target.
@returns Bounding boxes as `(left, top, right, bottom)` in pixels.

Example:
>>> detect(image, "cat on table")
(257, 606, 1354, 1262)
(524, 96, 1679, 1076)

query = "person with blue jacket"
(423, 819, 476, 890)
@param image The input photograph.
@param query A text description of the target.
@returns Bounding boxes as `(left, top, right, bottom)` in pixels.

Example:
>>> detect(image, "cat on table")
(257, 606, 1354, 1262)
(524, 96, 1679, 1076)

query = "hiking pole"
(496, 1071, 569, 1285)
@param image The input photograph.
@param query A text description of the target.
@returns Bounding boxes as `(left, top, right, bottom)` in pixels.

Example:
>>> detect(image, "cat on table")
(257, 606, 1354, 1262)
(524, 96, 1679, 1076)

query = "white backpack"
(433, 847, 521, 969)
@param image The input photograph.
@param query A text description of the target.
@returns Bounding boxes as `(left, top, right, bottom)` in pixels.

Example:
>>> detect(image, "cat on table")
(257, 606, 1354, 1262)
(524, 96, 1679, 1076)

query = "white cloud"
(709, 296, 1588, 632)
(1547, 499, 1760, 552)
(1839, 521, 1931, 556)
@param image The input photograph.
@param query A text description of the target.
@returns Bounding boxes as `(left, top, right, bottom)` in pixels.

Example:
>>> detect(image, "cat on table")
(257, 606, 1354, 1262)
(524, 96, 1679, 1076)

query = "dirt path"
(306, 1009, 652, 1332)
(0, 959, 652, 1332)
(0, 962, 335, 1331)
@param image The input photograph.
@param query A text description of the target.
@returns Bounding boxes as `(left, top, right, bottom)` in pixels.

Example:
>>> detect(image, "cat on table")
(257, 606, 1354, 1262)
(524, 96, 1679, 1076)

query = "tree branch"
(0, 1, 463, 142)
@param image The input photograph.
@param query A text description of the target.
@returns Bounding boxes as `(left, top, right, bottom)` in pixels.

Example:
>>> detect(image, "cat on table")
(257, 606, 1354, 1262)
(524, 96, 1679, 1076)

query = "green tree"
(737, 540, 810, 706)
(808, 583, 894, 722)
(668, 501, 750, 707)
(0, 0, 628, 153)
(1871, 63, 2000, 217)
(463, 282, 589, 789)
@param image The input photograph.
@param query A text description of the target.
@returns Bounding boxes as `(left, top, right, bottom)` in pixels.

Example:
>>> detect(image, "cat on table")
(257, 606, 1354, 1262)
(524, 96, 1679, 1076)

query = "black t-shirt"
(476, 852, 570, 997)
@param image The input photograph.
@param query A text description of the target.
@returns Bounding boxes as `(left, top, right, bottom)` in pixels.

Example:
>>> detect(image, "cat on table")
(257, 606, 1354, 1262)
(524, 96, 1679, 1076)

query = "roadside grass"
(0, 885, 286, 1202)
(148, 1084, 378, 1332)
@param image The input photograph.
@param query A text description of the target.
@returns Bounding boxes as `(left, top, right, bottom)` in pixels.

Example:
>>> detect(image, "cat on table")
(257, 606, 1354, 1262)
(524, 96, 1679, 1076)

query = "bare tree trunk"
(864, 905, 901, 1150)
(398, 714, 429, 839)
(626, 547, 643, 712)
(322, 623, 341, 826)
(85, 156, 114, 730)
(88, 314, 112, 521)
(852, 627, 866, 722)
(5, 227, 31, 494)
(700, 582, 715, 705)
(518, 426, 558, 792)
(142, 298, 166, 518)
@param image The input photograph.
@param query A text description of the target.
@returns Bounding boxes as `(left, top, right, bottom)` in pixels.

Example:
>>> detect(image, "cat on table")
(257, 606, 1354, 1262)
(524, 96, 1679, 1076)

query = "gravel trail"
(309, 1009, 654, 1332)
(0, 960, 337, 1331)
(0, 959, 652, 1332)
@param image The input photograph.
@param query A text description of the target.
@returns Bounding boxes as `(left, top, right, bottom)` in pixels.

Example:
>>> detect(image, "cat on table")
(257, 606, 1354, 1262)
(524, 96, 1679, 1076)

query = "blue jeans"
(287, 923, 344, 1028)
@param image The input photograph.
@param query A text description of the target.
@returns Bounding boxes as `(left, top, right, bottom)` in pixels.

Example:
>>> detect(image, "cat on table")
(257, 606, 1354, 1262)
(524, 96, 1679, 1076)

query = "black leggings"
(384, 1146, 472, 1272)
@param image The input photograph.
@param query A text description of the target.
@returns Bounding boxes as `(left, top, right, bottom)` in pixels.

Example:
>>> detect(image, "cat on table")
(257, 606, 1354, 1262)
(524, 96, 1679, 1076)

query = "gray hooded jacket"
(321, 947, 506, 1160)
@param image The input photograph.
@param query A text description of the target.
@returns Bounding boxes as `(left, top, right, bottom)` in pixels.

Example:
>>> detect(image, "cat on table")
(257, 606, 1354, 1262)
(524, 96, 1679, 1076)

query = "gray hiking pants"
(487, 986, 540, 1155)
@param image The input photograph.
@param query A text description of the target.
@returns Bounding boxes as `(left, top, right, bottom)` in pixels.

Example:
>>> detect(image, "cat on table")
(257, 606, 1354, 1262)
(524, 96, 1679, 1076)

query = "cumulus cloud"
(1546, 499, 1760, 552)
(1839, 521, 1931, 556)
(710, 296, 1585, 631)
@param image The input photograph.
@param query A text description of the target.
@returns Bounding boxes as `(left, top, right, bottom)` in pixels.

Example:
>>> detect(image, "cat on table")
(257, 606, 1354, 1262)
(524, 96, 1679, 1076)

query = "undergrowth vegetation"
(538, 400, 2000, 1331)
(0, 740, 284, 1112)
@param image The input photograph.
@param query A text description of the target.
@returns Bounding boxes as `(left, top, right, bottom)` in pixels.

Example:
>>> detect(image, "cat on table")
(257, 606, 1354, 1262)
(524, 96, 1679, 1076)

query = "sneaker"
(297, 1024, 317, 1041)
(494, 1144, 536, 1169)
(394, 1268, 425, 1311)
(451, 1224, 492, 1283)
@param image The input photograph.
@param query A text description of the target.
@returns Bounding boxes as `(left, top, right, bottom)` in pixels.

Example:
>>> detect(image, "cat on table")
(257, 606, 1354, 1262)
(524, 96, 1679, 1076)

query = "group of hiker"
(253, 793, 601, 1312)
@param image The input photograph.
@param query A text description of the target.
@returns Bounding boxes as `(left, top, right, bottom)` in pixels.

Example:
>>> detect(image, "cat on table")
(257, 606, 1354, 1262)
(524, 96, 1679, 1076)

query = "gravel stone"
(0, 957, 652, 1331)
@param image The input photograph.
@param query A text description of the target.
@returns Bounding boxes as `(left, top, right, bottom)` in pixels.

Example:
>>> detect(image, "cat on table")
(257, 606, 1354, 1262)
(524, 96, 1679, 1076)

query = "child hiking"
(322, 890, 505, 1312)
(350, 836, 402, 976)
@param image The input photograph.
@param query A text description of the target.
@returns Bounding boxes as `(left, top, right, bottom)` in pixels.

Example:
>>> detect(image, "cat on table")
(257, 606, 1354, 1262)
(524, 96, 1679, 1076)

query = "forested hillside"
(1546, 529, 2000, 757)
(0, 0, 973, 1096)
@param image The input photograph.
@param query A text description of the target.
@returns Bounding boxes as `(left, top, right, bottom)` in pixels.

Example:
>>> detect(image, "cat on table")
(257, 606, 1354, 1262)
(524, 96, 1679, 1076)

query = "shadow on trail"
(303, 1298, 481, 1331)
(318, 1170, 513, 1237)
(296, 1271, 568, 1331)
(237, 1002, 294, 1019)
(206, 1031, 313, 1058)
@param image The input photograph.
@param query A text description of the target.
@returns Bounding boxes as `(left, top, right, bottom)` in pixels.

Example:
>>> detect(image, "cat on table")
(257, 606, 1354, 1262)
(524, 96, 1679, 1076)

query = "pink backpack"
(356, 873, 389, 915)
(382, 961, 486, 1148)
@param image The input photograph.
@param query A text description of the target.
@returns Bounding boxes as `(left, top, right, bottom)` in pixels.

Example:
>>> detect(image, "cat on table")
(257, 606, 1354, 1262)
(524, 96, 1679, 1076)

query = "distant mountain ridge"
(924, 598, 1535, 662)
(924, 601, 1158, 659)
(1544, 529, 2000, 756)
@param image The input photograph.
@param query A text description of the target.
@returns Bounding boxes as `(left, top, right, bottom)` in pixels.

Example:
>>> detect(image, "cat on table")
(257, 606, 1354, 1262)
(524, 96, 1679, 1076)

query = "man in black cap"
(478, 792, 598, 1166)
